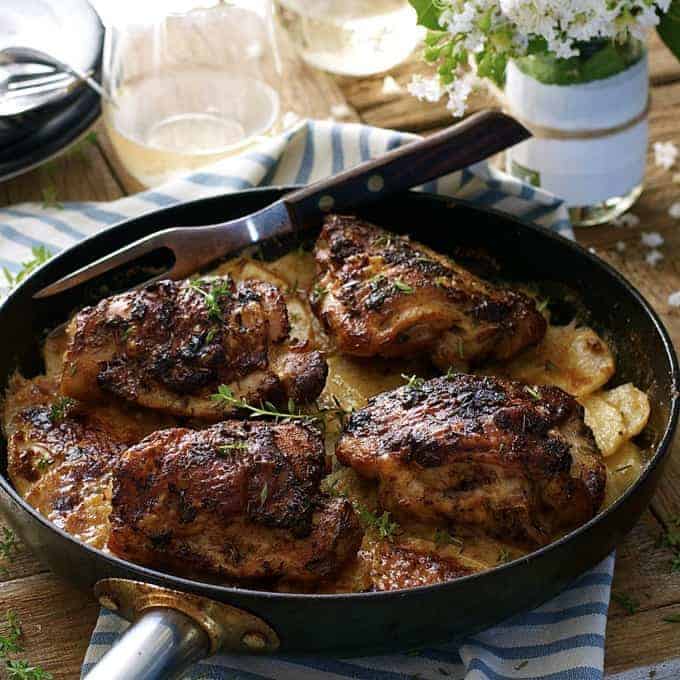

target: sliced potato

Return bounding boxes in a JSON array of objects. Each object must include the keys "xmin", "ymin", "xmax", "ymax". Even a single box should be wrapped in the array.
[
  {"xmin": 601, "ymin": 383, "xmax": 650, "ymax": 439},
  {"xmin": 603, "ymin": 441, "xmax": 644, "ymax": 507},
  {"xmin": 581, "ymin": 392, "xmax": 627, "ymax": 456},
  {"xmin": 485, "ymin": 323, "xmax": 615, "ymax": 397}
]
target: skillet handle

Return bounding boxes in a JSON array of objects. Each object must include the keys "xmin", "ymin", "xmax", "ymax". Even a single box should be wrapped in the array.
[
  {"xmin": 84, "ymin": 607, "xmax": 210, "ymax": 680},
  {"xmin": 83, "ymin": 578, "xmax": 280, "ymax": 680}
]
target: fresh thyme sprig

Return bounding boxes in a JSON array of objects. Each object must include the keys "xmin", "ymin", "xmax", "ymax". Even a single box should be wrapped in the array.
[
  {"xmin": 217, "ymin": 442, "xmax": 249, "ymax": 455},
  {"xmin": 49, "ymin": 397, "xmax": 75, "ymax": 423},
  {"xmin": 35, "ymin": 456, "xmax": 53, "ymax": 472},
  {"xmin": 357, "ymin": 506, "xmax": 400, "ymax": 540},
  {"xmin": 537, "ymin": 298, "xmax": 550, "ymax": 313},
  {"xmin": 211, "ymin": 385, "xmax": 319, "ymax": 423},
  {"xmin": 310, "ymin": 283, "xmax": 328, "ymax": 304},
  {"xmin": 40, "ymin": 187, "xmax": 62, "ymax": 210},
  {"xmin": 612, "ymin": 592, "xmax": 639, "ymax": 615},
  {"xmin": 525, "ymin": 386, "xmax": 541, "ymax": 400},
  {"xmin": 497, "ymin": 547, "xmax": 512, "ymax": 564},
  {"xmin": 324, "ymin": 481, "xmax": 400, "ymax": 541},
  {"xmin": 2, "ymin": 247, "xmax": 52, "ymax": 289},
  {"xmin": 260, "ymin": 482, "xmax": 269, "ymax": 507},
  {"xmin": 433, "ymin": 528, "xmax": 464, "ymax": 549},
  {"xmin": 401, "ymin": 373, "xmax": 425, "ymax": 390},
  {"xmin": 658, "ymin": 515, "xmax": 680, "ymax": 573},
  {"xmin": 0, "ymin": 528, "xmax": 16, "ymax": 574},
  {"xmin": 0, "ymin": 611, "xmax": 52, "ymax": 679},
  {"xmin": 189, "ymin": 278, "xmax": 233, "ymax": 322},
  {"xmin": 393, "ymin": 279, "xmax": 414, "ymax": 294}
]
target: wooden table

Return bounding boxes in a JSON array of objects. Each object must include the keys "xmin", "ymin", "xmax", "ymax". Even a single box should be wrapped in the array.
[{"xmin": 1, "ymin": 33, "xmax": 680, "ymax": 680}]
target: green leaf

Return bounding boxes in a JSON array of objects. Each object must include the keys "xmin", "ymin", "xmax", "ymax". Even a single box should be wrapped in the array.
[
  {"xmin": 409, "ymin": 0, "xmax": 442, "ymax": 31},
  {"xmin": 514, "ymin": 39, "xmax": 642, "ymax": 86},
  {"xmin": 658, "ymin": 0, "xmax": 680, "ymax": 63}
]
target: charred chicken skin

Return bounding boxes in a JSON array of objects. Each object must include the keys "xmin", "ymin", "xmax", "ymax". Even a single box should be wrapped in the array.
[
  {"xmin": 61, "ymin": 277, "xmax": 328, "ymax": 419},
  {"xmin": 336, "ymin": 373, "xmax": 606, "ymax": 546},
  {"xmin": 108, "ymin": 421, "xmax": 362, "ymax": 584},
  {"xmin": 311, "ymin": 215, "xmax": 546, "ymax": 368},
  {"xmin": 2, "ymin": 374, "xmax": 172, "ymax": 548}
]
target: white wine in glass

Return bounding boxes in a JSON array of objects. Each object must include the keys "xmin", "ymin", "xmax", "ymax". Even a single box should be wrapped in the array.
[
  {"xmin": 275, "ymin": 0, "xmax": 420, "ymax": 76},
  {"xmin": 101, "ymin": 1, "xmax": 283, "ymax": 187}
]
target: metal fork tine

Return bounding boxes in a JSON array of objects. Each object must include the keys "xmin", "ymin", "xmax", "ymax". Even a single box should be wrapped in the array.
[
  {"xmin": 8, "ymin": 71, "xmax": 73, "ymax": 91},
  {"xmin": 33, "ymin": 230, "xmax": 176, "ymax": 299}
]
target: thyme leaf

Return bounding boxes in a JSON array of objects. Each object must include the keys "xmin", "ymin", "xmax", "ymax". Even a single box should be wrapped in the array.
[
  {"xmin": 393, "ymin": 279, "xmax": 413, "ymax": 294},
  {"xmin": 3, "ymin": 247, "xmax": 52, "ymax": 289},
  {"xmin": 497, "ymin": 547, "xmax": 511, "ymax": 564},
  {"xmin": 211, "ymin": 385, "xmax": 319, "ymax": 423},
  {"xmin": 0, "ymin": 528, "xmax": 17, "ymax": 572},
  {"xmin": 358, "ymin": 507, "xmax": 400, "ymax": 540},
  {"xmin": 49, "ymin": 397, "xmax": 75, "ymax": 423},
  {"xmin": 525, "ymin": 386, "xmax": 541, "ymax": 400},
  {"xmin": 401, "ymin": 373, "xmax": 425, "ymax": 390},
  {"xmin": 612, "ymin": 592, "xmax": 639, "ymax": 615},
  {"xmin": 189, "ymin": 278, "xmax": 233, "ymax": 322}
]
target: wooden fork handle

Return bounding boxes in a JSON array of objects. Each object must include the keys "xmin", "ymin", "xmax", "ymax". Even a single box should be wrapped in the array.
[{"xmin": 282, "ymin": 110, "xmax": 531, "ymax": 228}]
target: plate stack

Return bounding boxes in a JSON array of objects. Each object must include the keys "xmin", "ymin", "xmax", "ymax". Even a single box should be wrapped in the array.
[{"xmin": 0, "ymin": 0, "xmax": 103, "ymax": 181}]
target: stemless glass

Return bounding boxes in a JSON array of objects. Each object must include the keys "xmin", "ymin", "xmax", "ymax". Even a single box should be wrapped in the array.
[
  {"xmin": 100, "ymin": 0, "xmax": 285, "ymax": 187},
  {"xmin": 274, "ymin": 0, "xmax": 420, "ymax": 76}
]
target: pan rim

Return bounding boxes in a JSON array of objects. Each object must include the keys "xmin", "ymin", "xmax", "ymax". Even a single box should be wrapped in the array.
[{"xmin": 1, "ymin": 185, "xmax": 678, "ymax": 603}]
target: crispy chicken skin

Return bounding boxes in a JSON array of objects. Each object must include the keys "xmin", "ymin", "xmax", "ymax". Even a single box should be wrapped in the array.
[
  {"xmin": 108, "ymin": 421, "xmax": 362, "ymax": 584},
  {"xmin": 362, "ymin": 537, "xmax": 475, "ymax": 591},
  {"xmin": 2, "ymin": 374, "xmax": 172, "ymax": 548},
  {"xmin": 60, "ymin": 277, "xmax": 328, "ymax": 419},
  {"xmin": 311, "ymin": 215, "xmax": 546, "ymax": 367},
  {"xmin": 336, "ymin": 373, "xmax": 606, "ymax": 546}
]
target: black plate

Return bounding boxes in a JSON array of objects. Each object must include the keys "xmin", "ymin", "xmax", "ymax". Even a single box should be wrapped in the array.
[
  {"xmin": 0, "ymin": 87, "xmax": 101, "ymax": 180},
  {"xmin": 0, "ymin": 188, "xmax": 677, "ymax": 654},
  {"xmin": 0, "ymin": 0, "xmax": 103, "ymax": 176}
]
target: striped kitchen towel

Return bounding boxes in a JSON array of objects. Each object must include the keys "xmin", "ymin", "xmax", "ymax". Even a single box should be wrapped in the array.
[{"xmin": 0, "ymin": 119, "xmax": 609, "ymax": 679}]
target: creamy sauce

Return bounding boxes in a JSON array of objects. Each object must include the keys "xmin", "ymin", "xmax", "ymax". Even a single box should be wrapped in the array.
[{"xmin": 5, "ymin": 249, "xmax": 648, "ymax": 591}]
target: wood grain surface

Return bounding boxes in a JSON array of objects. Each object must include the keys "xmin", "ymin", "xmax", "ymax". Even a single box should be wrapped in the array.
[{"xmin": 0, "ymin": 31, "xmax": 679, "ymax": 680}]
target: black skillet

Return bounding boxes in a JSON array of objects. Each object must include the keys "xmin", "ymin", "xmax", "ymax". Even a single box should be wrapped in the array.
[{"xmin": 0, "ymin": 147, "xmax": 678, "ymax": 678}]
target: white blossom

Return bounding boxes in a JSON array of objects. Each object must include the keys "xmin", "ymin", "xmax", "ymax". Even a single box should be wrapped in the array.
[
  {"xmin": 381, "ymin": 76, "xmax": 403, "ymax": 96},
  {"xmin": 612, "ymin": 212, "xmax": 640, "ymax": 227},
  {"xmin": 654, "ymin": 141, "xmax": 679, "ymax": 170},
  {"xmin": 407, "ymin": 75, "xmax": 443, "ymax": 103},
  {"xmin": 446, "ymin": 78, "xmax": 474, "ymax": 117},
  {"xmin": 414, "ymin": 0, "xmax": 672, "ymax": 116},
  {"xmin": 645, "ymin": 249, "xmax": 664, "ymax": 266},
  {"xmin": 640, "ymin": 231, "xmax": 664, "ymax": 248},
  {"xmin": 330, "ymin": 103, "xmax": 353, "ymax": 120},
  {"xmin": 669, "ymin": 202, "xmax": 680, "ymax": 219}
]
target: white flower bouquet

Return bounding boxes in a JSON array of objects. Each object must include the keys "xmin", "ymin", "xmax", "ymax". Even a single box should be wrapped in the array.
[
  {"xmin": 407, "ymin": 0, "xmax": 680, "ymax": 225},
  {"xmin": 408, "ymin": 0, "xmax": 675, "ymax": 114}
]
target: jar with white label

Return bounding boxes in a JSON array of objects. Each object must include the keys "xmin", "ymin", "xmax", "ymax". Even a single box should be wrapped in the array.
[{"xmin": 504, "ymin": 40, "xmax": 648, "ymax": 227}]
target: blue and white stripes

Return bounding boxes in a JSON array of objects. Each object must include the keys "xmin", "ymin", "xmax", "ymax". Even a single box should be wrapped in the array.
[
  {"xmin": 0, "ymin": 118, "xmax": 608, "ymax": 678},
  {"xmin": 81, "ymin": 555, "xmax": 613, "ymax": 680},
  {"xmin": 0, "ymin": 119, "xmax": 573, "ymax": 292}
]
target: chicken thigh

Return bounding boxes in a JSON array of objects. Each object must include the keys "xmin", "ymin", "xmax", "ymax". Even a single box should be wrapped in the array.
[
  {"xmin": 311, "ymin": 215, "xmax": 546, "ymax": 368},
  {"xmin": 335, "ymin": 373, "xmax": 606, "ymax": 546},
  {"xmin": 61, "ymin": 277, "xmax": 327, "ymax": 419},
  {"xmin": 109, "ymin": 420, "xmax": 362, "ymax": 584}
]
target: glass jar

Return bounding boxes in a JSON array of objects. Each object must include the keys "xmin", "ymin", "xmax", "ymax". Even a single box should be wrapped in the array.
[
  {"xmin": 99, "ymin": 0, "xmax": 288, "ymax": 187},
  {"xmin": 504, "ymin": 40, "xmax": 647, "ymax": 227},
  {"xmin": 274, "ymin": 0, "xmax": 421, "ymax": 76}
]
